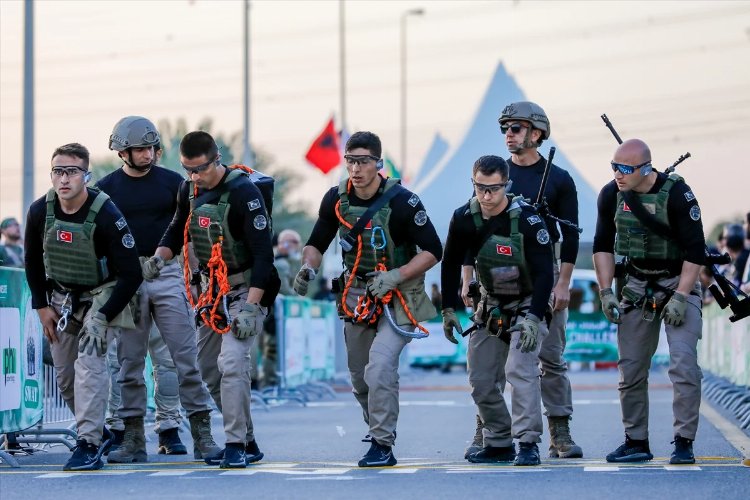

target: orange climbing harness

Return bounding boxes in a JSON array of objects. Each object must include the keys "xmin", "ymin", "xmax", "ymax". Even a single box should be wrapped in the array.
[
  {"xmin": 182, "ymin": 164, "xmax": 256, "ymax": 334},
  {"xmin": 334, "ymin": 179, "xmax": 428, "ymax": 336}
]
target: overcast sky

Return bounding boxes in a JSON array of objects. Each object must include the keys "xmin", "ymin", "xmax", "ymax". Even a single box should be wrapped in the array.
[{"xmin": 1, "ymin": 0, "xmax": 748, "ymax": 234}]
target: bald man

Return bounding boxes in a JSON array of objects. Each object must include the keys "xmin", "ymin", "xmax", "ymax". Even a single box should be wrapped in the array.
[{"xmin": 592, "ymin": 139, "xmax": 705, "ymax": 465}]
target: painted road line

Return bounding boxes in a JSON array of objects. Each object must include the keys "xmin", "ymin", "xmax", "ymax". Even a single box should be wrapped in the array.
[
  {"xmin": 379, "ymin": 468, "xmax": 419, "ymax": 474},
  {"xmin": 148, "ymin": 471, "xmax": 193, "ymax": 476},
  {"xmin": 700, "ymin": 397, "xmax": 750, "ymax": 459},
  {"xmin": 663, "ymin": 466, "xmax": 701, "ymax": 471},
  {"xmin": 220, "ymin": 470, "xmax": 259, "ymax": 476},
  {"xmin": 584, "ymin": 466, "xmax": 619, "ymax": 472},
  {"xmin": 37, "ymin": 473, "xmax": 77, "ymax": 478}
]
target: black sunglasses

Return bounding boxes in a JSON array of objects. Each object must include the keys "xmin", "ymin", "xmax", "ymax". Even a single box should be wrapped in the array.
[{"xmin": 500, "ymin": 123, "xmax": 529, "ymax": 135}]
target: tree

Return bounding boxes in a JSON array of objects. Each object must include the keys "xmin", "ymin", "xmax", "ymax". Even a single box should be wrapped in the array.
[{"xmin": 90, "ymin": 118, "xmax": 315, "ymax": 239}]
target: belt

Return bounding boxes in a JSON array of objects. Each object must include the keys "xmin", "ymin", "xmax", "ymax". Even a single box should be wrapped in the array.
[
  {"xmin": 625, "ymin": 263, "xmax": 680, "ymax": 281},
  {"xmin": 227, "ymin": 272, "xmax": 247, "ymax": 288}
]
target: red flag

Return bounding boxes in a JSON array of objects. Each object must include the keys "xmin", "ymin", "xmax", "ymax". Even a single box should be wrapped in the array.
[
  {"xmin": 305, "ymin": 117, "xmax": 341, "ymax": 174},
  {"xmin": 57, "ymin": 230, "xmax": 73, "ymax": 243},
  {"xmin": 198, "ymin": 216, "xmax": 211, "ymax": 228},
  {"xmin": 496, "ymin": 244, "xmax": 512, "ymax": 256}
]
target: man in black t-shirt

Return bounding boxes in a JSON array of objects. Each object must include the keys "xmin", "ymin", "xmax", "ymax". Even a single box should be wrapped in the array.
[
  {"xmin": 593, "ymin": 138, "xmax": 705, "ymax": 465},
  {"xmin": 25, "ymin": 143, "xmax": 142, "ymax": 471},
  {"xmin": 294, "ymin": 131, "xmax": 442, "ymax": 468},
  {"xmin": 98, "ymin": 117, "xmax": 219, "ymax": 463}
]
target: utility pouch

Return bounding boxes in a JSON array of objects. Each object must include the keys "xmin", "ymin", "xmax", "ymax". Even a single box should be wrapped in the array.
[
  {"xmin": 392, "ymin": 277, "xmax": 436, "ymax": 325},
  {"xmin": 90, "ymin": 282, "xmax": 136, "ymax": 330},
  {"xmin": 641, "ymin": 288, "xmax": 657, "ymax": 322},
  {"xmin": 490, "ymin": 266, "xmax": 521, "ymax": 295}
]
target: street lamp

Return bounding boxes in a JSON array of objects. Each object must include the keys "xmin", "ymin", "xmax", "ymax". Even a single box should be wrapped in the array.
[{"xmin": 400, "ymin": 7, "xmax": 424, "ymax": 178}]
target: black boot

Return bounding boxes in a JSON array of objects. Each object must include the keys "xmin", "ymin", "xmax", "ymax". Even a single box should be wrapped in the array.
[
  {"xmin": 464, "ymin": 415, "xmax": 484, "ymax": 460},
  {"xmin": 64, "ymin": 440, "xmax": 104, "ymax": 471},
  {"xmin": 220, "ymin": 443, "xmax": 247, "ymax": 469},
  {"xmin": 670, "ymin": 435, "xmax": 695, "ymax": 465},
  {"xmin": 245, "ymin": 439, "xmax": 264, "ymax": 464},
  {"xmin": 606, "ymin": 435, "xmax": 653, "ymax": 463},
  {"xmin": 468, "ymin": 444, "xmax": 516, "ymax": 463},
  {"xmin": 158, "ymin": 428, "xmax": 188, "ymax": 455},
  {"xmin": 358, "ymin": 439, "xmax": 397, "ymax": 467},
  {"xmin": 514, "ymin": 442, "xmax": 541, "ymax": 466},
  {"xmin": 105, "ymin": 429, "xmax": 125, "ymax": 456}
]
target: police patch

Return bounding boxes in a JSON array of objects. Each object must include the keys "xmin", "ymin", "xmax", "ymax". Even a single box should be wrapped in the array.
[
  {"xmin": 115, "ymin": 217, "xmax": 127, "ymax": 230},
  {"xmin": 527, "ymin": 215, "xmax": 542, "ymax": 225},
  {"xmin": 689, "ymin": 204, "xmax": 701, "ymax": 221},
  {"xmin": 253, "ymin": 214, "xmax": 267, "ymax": 230},
  {"xmin": 122, "ymin": 233, "xmax": 135, "ymax": 249},
  {"xmin": 684, "ymin": 191, "xmax": 695, "ymax": 202},
  {"xmin": 536, "ymin": 229, "xmax": 550, "ymax": 245},
  {"xmin": 414, "ymin": 210, "xmax": 428, "ymax": 226},
  {"xmin": 247, "ymin": 198, "xmax": 261, "ymax": 211},
  {"xmin": 408, "ymin": 194, "xmax": 420, "ymax": 207}
]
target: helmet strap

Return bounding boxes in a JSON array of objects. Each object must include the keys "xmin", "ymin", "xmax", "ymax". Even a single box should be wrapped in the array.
[{"xmin": 122, "ymin": 150, "xmax": 153, "ymax": 172}]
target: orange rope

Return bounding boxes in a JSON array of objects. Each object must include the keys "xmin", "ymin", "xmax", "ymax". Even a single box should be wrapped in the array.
[
  {"xmin": 182, "ymin": 164, "xmax": 255, "ymax": 334},
  {"xmin": 334, "ymin": 180, "xmax": 428, "ymax": 334}
]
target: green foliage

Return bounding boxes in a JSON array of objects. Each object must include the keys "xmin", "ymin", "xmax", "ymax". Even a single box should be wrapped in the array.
[{"xmin": 90, "ymin": 117, "xmax": 315, "ymax": 240}]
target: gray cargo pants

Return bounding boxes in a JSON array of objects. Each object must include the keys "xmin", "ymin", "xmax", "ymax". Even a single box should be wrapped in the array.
[
  {"xmin": 116, "ymin": 260, "xmax": 213, "ymax": 420},
  {"xmin": 48, "ymin": 290, "xmax": 117, "ymax": 446},
  {"xmin": 468, "ymin": 295, "xmax": 548, "ymax": 445},
  {"xmin": 343, "ymin": 287, "xmax": 412, "ymax": 448},
  {"xmin": 616, "ymin": 275, "xmax": 703, "ymax": 440},
  {"xmin": 196, "ymin": 286, "xmax": 261, "ymax": 444}
]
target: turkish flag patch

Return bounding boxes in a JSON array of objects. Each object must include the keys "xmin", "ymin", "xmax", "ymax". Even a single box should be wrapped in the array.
[
  {"xmin": 57, "ymin": 230, "xmax": 73, "ymax": 243},
  {"xmin": 355, "ymin": 217, "xmax": 372, "ymax": 230},
  {"xmin": 496, "ymin": 244, "xmax": 512, "ymax": 256},
  {"xmin": 198, "ymin": 216, "xmax": 211, "ymax": 228},
  {"xmin": 623, "ymin": 203, "xmax": 631, "ymax": 212}
]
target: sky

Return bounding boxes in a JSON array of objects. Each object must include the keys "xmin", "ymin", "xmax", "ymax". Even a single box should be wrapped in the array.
[{"xmin": 1, "ymin": 0, "xmax": 749, "ymax": 235}]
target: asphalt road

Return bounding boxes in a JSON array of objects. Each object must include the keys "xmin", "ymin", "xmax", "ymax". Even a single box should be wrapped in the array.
[{"xmin": 1, "ymin": 367, "xmax": 747, "ymax": 500}]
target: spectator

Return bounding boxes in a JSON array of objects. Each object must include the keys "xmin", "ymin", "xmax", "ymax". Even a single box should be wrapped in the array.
[
  {"xmin": 722, "ymin": 224, "xmax": 748, "ymax": 287},
  {"xmin": 0, "ymin": 217, "xmax": 24, "ymax": 268},
  {"xmin": 313, "ymin": 276, "xmax": 335, "ymax": 301}
]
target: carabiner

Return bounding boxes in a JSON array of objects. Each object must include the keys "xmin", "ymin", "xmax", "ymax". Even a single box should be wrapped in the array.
[
  {"xmin": 56, "ymin": 293, "xmax": 72, "ymax": 332},
  {"xmin": 383, "ymin": 306, "xmax": 428, "ymax": 339},
  {"xmin": 370, "ymin": 226, "xmax": 386, "ymax": 251}
]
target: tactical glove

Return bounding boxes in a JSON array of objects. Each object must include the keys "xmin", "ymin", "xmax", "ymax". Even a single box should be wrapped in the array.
[
  {"xmin": 441, "ymin": 308, "xmax": 462, "ymax": 345},
  {"xmin": 142, "ymin": 255, "xmax": 165, "ymax": 280},
  {"xmin": 232, "ymin": 303, "xmax": 266, "ymax": 340},
  {"xmin": 661, "ymin": 292, "xmax": 687, "ymax": 326},
  {"xmin": 509, "ymin": 313, "xmax": 541, "ymax": 353},
  {"xmin": 365, "ymin": 269, "xmax": 403, "ymax": 299},
  {"xmin": 79, "ymin": 311, "xmax": 108, "ymax": 356},
  {"xmin": 599, "ymin": 287, "xmax": 622, "ymax": 324},
  {"xmin": 293, "ymin": 264, "xmax": 317, "ymax": 297}
]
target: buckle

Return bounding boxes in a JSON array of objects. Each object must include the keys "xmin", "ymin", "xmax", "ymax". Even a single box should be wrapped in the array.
[{"xmin": 339, "ymin": 234, "xmax": 356, "ymax": 252}]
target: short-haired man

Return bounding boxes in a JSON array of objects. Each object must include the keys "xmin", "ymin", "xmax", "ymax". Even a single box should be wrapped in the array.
[
  {"xmin": 148, "ymin": 131, "xmax": 280, "ymax": 468},
  {"xmin": 24, "ymin": 143, "xmax": 142, "ymax": 470},
  {"xmin": 0, "ymin": 217, "xmax": 24, "ymax": 268},
  {"xmin": 294, "ymin": 131, "xmax": 442, "ymax": 467}
]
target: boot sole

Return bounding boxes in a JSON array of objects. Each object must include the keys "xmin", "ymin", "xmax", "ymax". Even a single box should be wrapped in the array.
[
  {"xmin": 464, "ymin": 445, "xmax": 482, "ymax": 460},
  {"xmin": 606, "ymin": 453, "xmax": 653, "ymax": 463},
  {"xmin": 669, "ymin": 457, "xmax": 695, "ymax": 465}
]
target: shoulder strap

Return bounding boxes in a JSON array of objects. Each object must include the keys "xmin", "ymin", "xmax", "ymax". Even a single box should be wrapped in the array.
[
  {"xmin": 191, "ymin": 168, "xmax": 247, "ymax": 211},
  {"xmin": 83, "ymin": 191, "xmax": 110, "ymax": 237},
  {"xmin": 44, "ymin": 189, "xmax": 56, "ymax": 235},
  {"xmin": 339, "ymin": 181, "xmax": 406, "ymax": 251}
]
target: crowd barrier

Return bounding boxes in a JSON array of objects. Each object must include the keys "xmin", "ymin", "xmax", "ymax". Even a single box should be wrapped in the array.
[{"xmin": 699, "ymin": 302, "xmax": 750, "ymax": 388}]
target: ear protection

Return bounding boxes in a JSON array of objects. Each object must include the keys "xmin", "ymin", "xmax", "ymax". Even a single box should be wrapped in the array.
[
  {"xmin": 84, "ymin": 171, "xmax": 92, "ymax": 183},
  {"xmin": 505, "ymin": 179, "xmax": 514, "ymax": 192},
  {"xmin": 376, "ymin": 158, "xmax": 384, "ymax": 170},
  {"xmin": 640, "ymin": 163, "xmax": 653, "ymax": 176}
]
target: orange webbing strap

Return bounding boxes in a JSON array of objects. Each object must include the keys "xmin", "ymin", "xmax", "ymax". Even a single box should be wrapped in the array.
[
  {"xmin": 333, "ymin": 180, "xmax": 427, "ymax": 334},
  {"xmin": 182, "ymin": 184, "xmax": 232, "ymax": 334}
]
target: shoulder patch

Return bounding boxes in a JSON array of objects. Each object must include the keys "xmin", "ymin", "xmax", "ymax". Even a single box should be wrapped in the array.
[
  {"xmin": 689, "ymin": 204, "xmax": 701, "ymax": 221},
  {"xmin": 527, "ymin": 215, "xmax": 542, "ymax": 225},
  {"xmin": 684, "ymin": 191, "xmax": 695, "ymax": 202},
  {"xmin": 247, "ymin": 198, "xmax": 261, "ymax": 211},
  {"xmin": 407, "ymin": 193, "xmax": 420, "ymax": 207},
  {"xmin": 536, "ymin": 229, "xmax": 550, "ymax": 245},
  {"xmin": 253, "ymin": 214, "xmax": 267, "ymax": 230},
  {"xmin": 414, "ymin": 210, "xmax": 428, "ymax": 227},
  {"xmin": 122, "ymin": 233, "xmax": 136, "ymax": 249},
  {"xmin": 115, "ymin": 217, "xmax": 127, "ymax": 230}
]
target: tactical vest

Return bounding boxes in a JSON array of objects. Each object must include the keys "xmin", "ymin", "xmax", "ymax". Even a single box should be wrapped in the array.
[
  {"xmin": 43, "ymin": 189, "xmax": 110, "ymax": 287},
  {"xmin": 471, "ymin": 195, "xmax": 533, "ymax": 297},
  {"xmin": 337, "ymin": 178, "xmax": 415, "ymax": 274},
  {"xmin": 189, "ymin": 168, "xmax": 252, "ymax": 270},
  {"xmin": 614, "ymin": 174, "xmax": 683, "ymax": 260}
]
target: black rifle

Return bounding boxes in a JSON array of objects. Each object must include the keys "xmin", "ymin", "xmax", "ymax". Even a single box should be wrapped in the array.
[
  {"xmin": 600, "ymin": 114, "xmax": 749, "ymax": 322},
  {"xmin": 461, "ymin": 281, "xmax": 482, "ymax": 338},
  {"xmin": 534, "ymin": 146, "xmax": 582, "ymax": 234}
]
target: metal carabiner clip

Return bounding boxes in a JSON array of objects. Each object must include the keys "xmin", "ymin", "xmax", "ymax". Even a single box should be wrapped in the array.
[
  {"xmin": 383, "ymin": 305, "xmax": 428, "ymax": 339},
  {"xmin": 370, "ymin": 226, "xmax": 387, "ymax": 251},
  {"xmin": 56, "ymin": 293, "xmax": 72, "ymax": 332}
]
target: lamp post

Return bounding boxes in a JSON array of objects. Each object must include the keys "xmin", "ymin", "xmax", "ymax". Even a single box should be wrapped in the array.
[
  {"xmin": 242, "ymin": 0, "xmax": 253, "ymax": 166},
  {"xmin": 400, "ymin": 8, "xmax": 423, "ymax": 177}
]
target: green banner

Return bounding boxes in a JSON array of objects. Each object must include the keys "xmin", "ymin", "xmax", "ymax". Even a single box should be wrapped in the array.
[
  {"xmin": 564, "ymin": 311, "xmax": 619, "ymax": 362},
  {"xmin": 0, "ymin": 267, "xmax": 44, "ymax": 432}
]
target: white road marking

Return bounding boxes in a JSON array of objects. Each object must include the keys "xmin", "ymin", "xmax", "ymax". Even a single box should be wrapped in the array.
[
  {"xmin": 663, "ymin": 466, "xmax": 701, "ymax": 471},
  {"xmin": 584, "ymin": 466, "xmax": 619, "ymax": 472},
  {"xmin": 379, "ymin": 468, "xmax": 418, "ymax": 474},
  {"xmin": 148, "ymin": 471, "xmax": 192, "ymax": 476}
]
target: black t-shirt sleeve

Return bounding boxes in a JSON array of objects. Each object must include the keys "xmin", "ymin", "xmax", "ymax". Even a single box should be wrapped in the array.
[
  {"xmin": 519, "ymin": 207, "xmax": 554, "ymax": 319},
  {"xmin": 667, "ymin": 180, "xmax": 706, "ymax": 265},
  {"xmin": 94, "ymin": 201, "xmax": 143, "ymax": 321},
  {"xmin": 158, "ymin": 180, "xmax": 191, "ymax": 255},
  {"xmin": 24, "ymin": 197, "xmax": 50, "ymax": 309},
  {"xmin": 440, "ymin": 206, "xmax": 472, "ymax": 310},
  {"xmin": 389, "ymin": 190, "xmax": 443, "ymax": 261},
  {"xmin": 592, "ymin": 181, "xmax": 618, "ymax": 254},
  {"xmin": 305, "ymin": 187, "xmax": 340, "ymax": 255},
  {"xmin": 227, "ymin": 180, "xmax": 275, "ymax": 289},
  {"xmin": 554, "ymin": 170, "xmax": 580, "ymax": 263}
]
